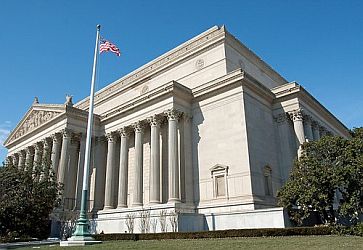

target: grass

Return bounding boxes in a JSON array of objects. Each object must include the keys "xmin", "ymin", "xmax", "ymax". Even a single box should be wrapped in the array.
[{"xmin": 21, "ymin": 236, "xmax": 363, "ymax": 250}]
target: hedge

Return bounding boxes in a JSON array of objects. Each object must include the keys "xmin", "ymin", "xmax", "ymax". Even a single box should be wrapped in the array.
[{"xmin": 93, "ymin": 227, "xmax": 334, "ymax": 241}]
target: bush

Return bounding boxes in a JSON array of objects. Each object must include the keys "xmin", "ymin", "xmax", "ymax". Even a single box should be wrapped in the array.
[
  {"xmin": 93, "ymin": 227, "xmax": 334, "ymax": 241},
  {"xmin": 333, "ymin": 223, "xmax": 363, "ymax": 236}
]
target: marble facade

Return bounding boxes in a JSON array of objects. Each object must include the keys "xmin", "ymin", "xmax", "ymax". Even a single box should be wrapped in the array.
[{"xmin": 4, "ymin": 26, "xmax": 350, "ymax": 233}]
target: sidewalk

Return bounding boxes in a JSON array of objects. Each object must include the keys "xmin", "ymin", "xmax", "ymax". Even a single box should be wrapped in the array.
[{"xmin": 0, "ymin": 239, "xmax": 59, "ymax": 249}]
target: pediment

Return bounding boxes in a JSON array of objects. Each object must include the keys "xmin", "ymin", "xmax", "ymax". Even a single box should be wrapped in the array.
[
  {"xmin": 4, "ymin": 105, "xmax": 65, "ymax": 146},
  {"xmin": 210, "ymin": 164, "xmax": 229, "ymax": 172}
]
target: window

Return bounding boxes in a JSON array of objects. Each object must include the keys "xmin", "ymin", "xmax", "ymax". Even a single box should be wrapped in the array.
[
  {"xmin": 263, "ymin": 166, "xmax": 273, "ymax": 196},
  {"xmin": 210, "ymin": 164, "xmax": 229, "ymax": 198}
]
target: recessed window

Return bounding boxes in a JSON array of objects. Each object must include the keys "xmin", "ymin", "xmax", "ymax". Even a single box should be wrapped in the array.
[
  {"xmin": 210, "ymin": 164, "xmax": 229, "ymax": 198},
  {"xmin": 264, "ymin": 166, "xmax": 273, "ymax": 196}
]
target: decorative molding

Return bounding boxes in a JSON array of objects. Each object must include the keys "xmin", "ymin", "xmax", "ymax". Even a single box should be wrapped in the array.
[{"xmin": 195, "ymin": 58, "xmax": 205, "ymax": 70}]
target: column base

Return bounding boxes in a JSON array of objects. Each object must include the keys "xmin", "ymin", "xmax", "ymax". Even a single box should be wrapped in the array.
[
  {"xmin": 132, "ymin": 202, "xmax": 143, "ymax": 207},
  {"xmin": 149, "ymin": 201, "xmax": 161, "ymax": 205},
  {"xmin": 168, "ymin": 198, "xmax": 181, "ymax": 204},
  {"xmin": 117, "ymin": 204, "xmax": 127, "ymax": 209},
  {"xmin": 103, "ymin": 206, "xmax": 114, "ymax": 210}
]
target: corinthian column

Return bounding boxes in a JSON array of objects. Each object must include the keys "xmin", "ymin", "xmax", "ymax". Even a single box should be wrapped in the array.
[
  {"xmin": 51, "ymin": 133, "xmax": 62, "ymax": 177},
  {"xmin": 147, "ymin": 115, "xmax": 163, "ymax": 205},
  {"xmin": 132, "ymin": 121, "xmax": 146, "ymax": 206},
  {"xmin": 165, "ymin": 108, "xmax": 182, "ymax": 203},
  {"xmin": 303, "ymin": 115, "xmax": 314, "ymax": 141},
  {"xmin": 312, "ymin": 121, "xmax": 320, "ymax": 141},
  {"xmin": 58, "ymin": 129, "xmax": 72, "ymax": 185},
  {"xmin": 12, "ymin": 154, "xmax": 19, "ymax": 169},
  {"xmin": 104, "ymin": 132, "xmax": 118, "ymax": 209},
  {"xmin": 25, "ymin": 146, "xmax": 34, "ymax": 172},
  {"xmin": 18, "ymin": 150, "xmax": 26, "ymax": 170},
  {"xmin": 117, "ymin": 127, "xmax": 132, "ymax": 208},
  {"xmin": 41, "ymin": 138, "xmax": 52, "ymax": 179}
]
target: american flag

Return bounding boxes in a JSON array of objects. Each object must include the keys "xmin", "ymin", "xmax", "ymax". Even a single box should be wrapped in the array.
[{"xmin": 99, "ymin": 38, "xmax": 121, "ymax": 56}]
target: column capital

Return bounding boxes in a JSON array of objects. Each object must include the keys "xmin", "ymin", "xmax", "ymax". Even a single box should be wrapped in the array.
[
  {"xmin": 42, "ymin": 137, "xmax": 53, "ymax": 147},
  {"xmin": 95, "ymin": 135, "xmax": 107, "ymax": 143},
  {"xmin": 19, "ymin": 149, "xmax": 26, "ymax": 157},
  {"xmin": 51, "ymin": 133, "xmax": 62, "ymax": 143},
  {"xmin": 106, "ymin": 131, "xmax": 118, "ymax": 142},
  {"xmin": 164, "ymin": 108, "xmax": 183, "ymax": 121},
  {"xmin": 61, "ymin": 128, "xmax": 73, "ymax": 139},
  {"xmin": 117, "ymin": 127, "xmax": 133, "ymax": 137},
  {"xmin": 33, "ymin": 141, "xmax": 43, "ymax": 151},
  {"xmin": 71, "ymin": 132, "xmax": 81, "ymax": 144},
  {"xmin": 303, "ymin": 114, "xmax": 313, "ymax": 124},
  {"xmin": 132, "ymin": 121, "xmax": 147, "ymax": 133},
  {"xmin": 274, "ymin": 113, "xmax": 289, "ymax": 124},
  {"xmin": 311, "ymin": 120, "xmax": 319, "ymax": 128},
  {"xmin": 319, "ymin": 126, "xmax": 327, "ymax": 133},
  {"xmin": 147, "ymin": 114, "xmax": 164, "ymax": 127},
  {"xmin": 26, "ymin": 146, "xmax": 35, "ymax": 154},
  {"xmin": 289, "ymin": 109, "xmax": 304, "ymax": 122}
]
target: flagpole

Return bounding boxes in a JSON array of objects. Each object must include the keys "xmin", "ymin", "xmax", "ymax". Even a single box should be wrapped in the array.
[{"xmin": 67, "ymin": 24, "xmax": 101, "ymax": 243}]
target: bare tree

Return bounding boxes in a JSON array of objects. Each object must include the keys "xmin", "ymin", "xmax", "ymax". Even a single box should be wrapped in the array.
[
  {"xmin": 57, "ymin": 210, "xmax": 79, "ymax": 240},
  {"xmin": 150, "ymin": 218, "xmax": 158, "ymax": 233},
  {"xmin": 159, "ymin": 210, "xmax": 168, "ymax": 232},
  {"xmin": 125, "ymin": 213, "xmax": 135, "ymax": 233},
  {"xmin": 139, "ymin": 210, "xmax": 150, "ymax": 233},
  {"xmin": 169, "ymin": 211, "xmax": 179, "ymax": 232}
]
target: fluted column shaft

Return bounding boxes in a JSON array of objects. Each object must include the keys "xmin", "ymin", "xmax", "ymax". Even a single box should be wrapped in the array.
[
  {"xmin": 18, "ymin": 150, "xmax": 26, "ymax": 170},
  {"xmin": 104, "ymin": 132, "xmax": 118, "ymax": 209},
  {"xmin": 12, "ymin": 154, "xmax": 19, "ymax": 168},
  {"xmin": 25, "ymin": 146, "xmax": 34, "ymax": 171},
  {"xmin": 133, "ymin": 122, "xmax": 145, "ymax": 206},
  {"xmin": 51, "ymin": 133, "xmax": 62, "ymax": 177},
  {"xmin": 58, "ymin": 129, "xmax": 72, "ymax": 185},
  {"xmin": 66, "ymin": 134, "xmax": 80, "ymax": 203},
  {"xmin": 165, "ymin": 109, "xmax": 182, "ymax": 203},
  {"xmin": 290, "ymin": 109, "xmax": 305, "ymax": 146},
  {"xmin": 117, "ymin": 128, "xmax": 131, "ymax": 208},
  {"xmin": 41, "ymin": 138, "xmax": 52, "ymax": 179},
  {"xmin": 148, "ymin": 115, "xmax": 163, "ymax": 204},
  {"xmin": 303, "ymin": 115, "xmax": 314, "ymax": 141},
  {"xmin": 312, "ymin": 121, "xmax": 320, "ymax": 141}
]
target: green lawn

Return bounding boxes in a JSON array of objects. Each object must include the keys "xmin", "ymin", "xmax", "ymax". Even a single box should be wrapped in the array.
[{"xmin": 22, "ymin": 236, "xmax": 363, "ymax": 250}]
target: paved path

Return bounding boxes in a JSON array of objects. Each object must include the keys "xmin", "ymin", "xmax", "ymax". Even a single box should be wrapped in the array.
[{"xmin": 0, "ymin": 239, "xmax": 59, "ymax": 249}]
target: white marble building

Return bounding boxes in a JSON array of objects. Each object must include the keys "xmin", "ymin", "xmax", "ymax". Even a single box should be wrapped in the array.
[{"xmin": 3, "ymin": 26, "xmax": 350, "ymax": 233}]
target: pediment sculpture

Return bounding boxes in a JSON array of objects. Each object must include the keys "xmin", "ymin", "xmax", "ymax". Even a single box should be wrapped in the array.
[{"xmin": 9, "ymin": 110, "xmax": 62, "ymax": 143}]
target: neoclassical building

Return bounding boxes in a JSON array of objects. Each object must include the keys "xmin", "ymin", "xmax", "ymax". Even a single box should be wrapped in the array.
[{"xmin": 4, "ymin": 26, "xmax": 350, "ymax": 233}]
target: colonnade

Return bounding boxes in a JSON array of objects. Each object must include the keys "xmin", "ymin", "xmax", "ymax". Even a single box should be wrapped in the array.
[
  {"xmin": 103, "ymin": 108, "xmax": 188, "ymax": 209},
  {"xmin": 288, "ymin": 108, "xmax": 332, "ymax": 152},
  {"xmin": 5, "ymin": 108, "xmax": 191, "ymax": 211},
  {"xmin": 6, "ymin": 129, "xmax": 86, "ymax": 210}
]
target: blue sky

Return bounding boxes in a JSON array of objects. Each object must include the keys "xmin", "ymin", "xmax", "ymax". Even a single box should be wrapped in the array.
[{"xmin": 0, "ymin": 0, "xmax": 362, "ymax": 161}]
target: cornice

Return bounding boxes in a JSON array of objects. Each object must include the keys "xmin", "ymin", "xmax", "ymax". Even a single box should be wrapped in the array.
[
  {"xmin": 100, "ymin": 80, "xmax": 193, "ymax": 122},
  {"xmin": 273, "ymin": 82, "xmax": 350, "ymax": 136},
  {"xmin": 192, "ymin": 69, "xmax": 245, "ymax": 100},
  {"xmin": 74, "ymin": 25, "xmax": 226, "ymax": 110},
  {"xmin": 4, "ymin": 104, "xmax": 101, "ymax": 148},
  {"xmin": 224, "ymin": 30, "xmax": 288, "ymax": 85}
]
